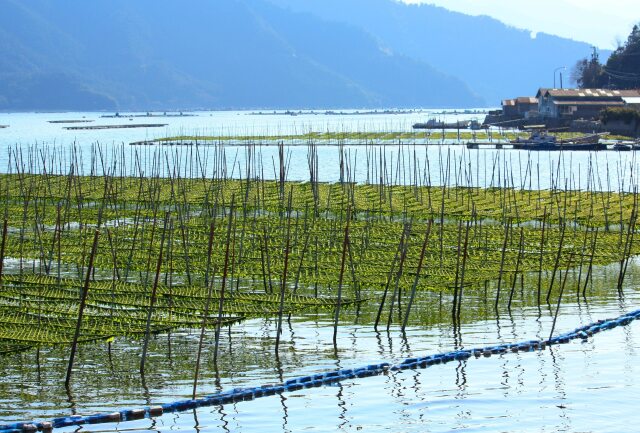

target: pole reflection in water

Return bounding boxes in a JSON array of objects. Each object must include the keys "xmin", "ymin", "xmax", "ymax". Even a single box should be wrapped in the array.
[{"xmin": 2, "ymin": 287, "xmax": 640, "ymax": 431}]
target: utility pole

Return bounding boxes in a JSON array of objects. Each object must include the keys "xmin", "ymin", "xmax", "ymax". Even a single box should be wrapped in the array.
[{"xmin": 553, "ymin": 66, "xmax": 566, "ymax": 88}]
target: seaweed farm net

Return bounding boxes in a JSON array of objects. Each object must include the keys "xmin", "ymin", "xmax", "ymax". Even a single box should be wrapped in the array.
[
  {"xmin": 0, "ymin": 142, "xmax": 639, "ymax": 431},
  {"xmin": 0, "ymin": 165, "xmax": 637, "ymax": 354}
]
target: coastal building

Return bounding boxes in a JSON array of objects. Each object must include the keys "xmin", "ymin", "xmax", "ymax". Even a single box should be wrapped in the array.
[
  {"xmin": 501, "ymin": 97, "xmax": 538, "ymax": 118},
  {"xmin": 536, "ymin": 88, "xmax": 640, "ymax": 120},
  {"xmin": 623, "ymin": 95, "xmax": 640, "ymax": 111}
]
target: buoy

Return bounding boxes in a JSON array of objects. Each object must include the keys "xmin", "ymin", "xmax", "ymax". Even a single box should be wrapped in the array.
[
  {"xmin": 282, "ymin": 383, "xmax": 300, "ymax": 392},
  {"xmin": 122, "ymin": 409, "xmax": 146, "ymax": 420},
  {"xmin": 209, "ymin": 395, "xmax": 225, "ymax": 405},
  {"xmin": 52, "ymin": 415, "xmax": 85, "ymax": 428},
  {"xmin": 339, "ymin": 369, "xmax": 356, "ymax": 379},
  {"xmin": 454, "ymin": 351, "xmax": 471, "ymax": 361},
  {"xmin": 148, "ymin": 407, "xmax": 163, "ymax": 417}
]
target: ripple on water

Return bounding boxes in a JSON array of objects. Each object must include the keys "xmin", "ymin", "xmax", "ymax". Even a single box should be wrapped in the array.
[{"xmin": 3, "ymin": 291, "xmax": 640, "ymax": 432}]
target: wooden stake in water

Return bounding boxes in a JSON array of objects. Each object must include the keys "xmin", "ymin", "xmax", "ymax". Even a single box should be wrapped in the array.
[
  {"xmin": 546, "ymin": 223, "xmax": 566, "ymax": 304},
  {"xmin": 214, "ymin": 196, "xmax": 235, "ymax": 362},
  {"xmin": 549, "ymin": 254, "xmax": 574, "ymax": 340},
  {"xmin": 582, "ymin": 227, "xmax": 599, "ymax": 298},
  {"xmin": 495, "ymin": 220, "xmax": 511, "ymax": 311},
  {"xmin": 333, "ymin": 208, "xmax": 351, "ymax": 344},
  {"xmin": 0, "ymin": 219, "xmax": 7, "ymax": 285},
  {"xmin": 374, "ymin": 225, "xmax": 407, "ymax": 330},
  {"xmin": 140, "ymin": 213, "xmax": 169, "ymax": 375},
  {"xmin": 456, "ymin": 218, "xmax": 471, "ymax": 321},
  {"xmin": 402, "ymin": 219, "xmax": 432, "ymax": 332},
  {"xmin": 508, "ymin": 228, "xmax": 525, "ymax": 312},
  {"xmin": 452, "ymin": 220, "xmax": 464, "ymax": 322},
  {"xmin": 617, "ymin": 210, "xmax": 636, "ymax": 295},
  {"xmin": 386, "ymin": 221, "xmax": 411, "ymax": 330},
  {"xmin": 537, "ymin": 208, "xmax": 547, "ymax": 305},
  {"xmin": 192, "ymin": 220, "xmax": 218, "ymax": 397},
  {"xmin": 276, "ymin": 190, "xmax": 293, "ymax": 353},
  {"xmin": 65, "ymin": 229, "xmax": 99, "ymax": 388}
]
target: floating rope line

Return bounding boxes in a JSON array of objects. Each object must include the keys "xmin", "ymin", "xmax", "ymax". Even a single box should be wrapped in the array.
[{"xmin": 2, "ymin": 307, "xmax": 640, "ymax": 433}]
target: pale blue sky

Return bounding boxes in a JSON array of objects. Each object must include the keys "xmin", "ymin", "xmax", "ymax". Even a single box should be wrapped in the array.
[{"xmin": 402, "ymin": 0, "xmax": 639, "ymax": 49}]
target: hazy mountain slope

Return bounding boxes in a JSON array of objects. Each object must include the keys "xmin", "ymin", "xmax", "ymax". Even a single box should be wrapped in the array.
[
  {"xmin": 267, "ymin": 0, "xmax": 603, "ymax": 104},
  {"xmin": 0, "ymin": 0, "xmax": 482, "ymax": 110}
]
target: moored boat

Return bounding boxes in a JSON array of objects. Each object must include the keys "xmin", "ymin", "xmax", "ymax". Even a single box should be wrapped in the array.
[
  {"xmin": 511, "ymin": 130, "xmax": 557, "ymax": 150},
  {"xmin": 613, "ymin": 142, "xmax": 632, "ymax": 151},
  {"xmin": 511, "ymin": 131, "xmax": 606, "ymax": 151}
]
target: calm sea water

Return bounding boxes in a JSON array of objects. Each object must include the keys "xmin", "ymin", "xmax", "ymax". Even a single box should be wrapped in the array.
[
  {"xmin": 2, "ymin": 287, "xmax": 639, "ymax": 433},
  {"xmin": 0, "ymin": 110, "xmax": 449, "ymax": 147},
  {"xmin": 1, "ymin": 110, "xmax": 640, "ymax": 432},
  {"xmin": 0, "ymin": 110, "xmax": 637, "ymax": 191},
  {"xmin": 0, "ymin": 257, "xmax": 638, "ymax": 432}
]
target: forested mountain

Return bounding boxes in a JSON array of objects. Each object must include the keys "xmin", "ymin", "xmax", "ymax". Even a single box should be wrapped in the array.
[
  {"xmin": 267, "ymin": 0, "xmax": 606, "ymax": 104},
  {"xmin": 0, "ymin": 0, "xmax": 600, "ymax": 111}
]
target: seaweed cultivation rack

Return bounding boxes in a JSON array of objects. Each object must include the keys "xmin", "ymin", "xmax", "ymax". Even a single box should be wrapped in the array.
[
  {"xmin": 0, "ymin": 142, "xmax": 639, "ymax": 428},
  {"xmin": 0, "ymin": 143, "xmax": 638, "ymax": 347}
]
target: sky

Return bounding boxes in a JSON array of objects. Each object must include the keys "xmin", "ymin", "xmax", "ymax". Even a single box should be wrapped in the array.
[{"xmin": 402, "ymin": 0, "xmax": 639, "ymax": 49}]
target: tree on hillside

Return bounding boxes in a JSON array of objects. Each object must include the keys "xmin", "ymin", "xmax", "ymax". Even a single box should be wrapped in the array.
[
  {"xmin": 571, "ymin": 47, "xmax": 605, "ymax": 88},
  {"xmin": 573, "ymin": 23, "xmax": 640, "ymax": 89},
  {"xmin": 604, "ymin": 24, "xmax": 640, "ymax": 88}
]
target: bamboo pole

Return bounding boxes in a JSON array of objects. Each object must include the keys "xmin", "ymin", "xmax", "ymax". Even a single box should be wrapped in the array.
[
  {"xmin": 333, "ymin": 208, "xmax": 351, "ymax": 344},
  {"xmin": 65, "ymin": 229, "xmax": 100, "ymax": 388},
  {"xmin": 140, "ymin": 213, "xmax": 169, "ymax": 375},
  {"xmin": 214, "ymin": 196, "xmax": 235, "ymax": 362}
]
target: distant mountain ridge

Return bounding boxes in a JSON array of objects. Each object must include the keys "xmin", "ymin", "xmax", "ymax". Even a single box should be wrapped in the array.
[
  {"xmin": 266, "ymin": 0, "xmax": 605, "ymax": 105},
  {"xmin": 0, "ymin": 0, "xmax": 599, "ymax": 111}
]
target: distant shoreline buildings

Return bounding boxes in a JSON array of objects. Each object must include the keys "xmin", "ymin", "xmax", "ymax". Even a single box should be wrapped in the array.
[{"xmin": 485, "ymin": 88, "xmax": 640, "ymax": 136}]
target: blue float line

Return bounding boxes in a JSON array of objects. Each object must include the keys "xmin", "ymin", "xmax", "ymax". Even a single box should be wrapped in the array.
[{"xmin": 2, "ymin": 308, "xmax": 640, "ymax": 433}]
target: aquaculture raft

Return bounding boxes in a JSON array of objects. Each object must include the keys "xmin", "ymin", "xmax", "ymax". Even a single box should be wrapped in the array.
[
  {"xmin": 2, "ymin": 308, "xmax": 638, "ymax": 433},
  {"xmin": 63, "ymin": 124, "xmax": 167, "ymax": 130}
]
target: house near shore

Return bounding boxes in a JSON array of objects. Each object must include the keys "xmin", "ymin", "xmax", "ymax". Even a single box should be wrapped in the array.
[
  {"xmin": 482, "ymin": 96, "xmax": 538, "ymax": 127},
  {"xmin": 536, "ymin": 88, "xmax": 640, "ymax": 120},
  {"xmin": 501, "ymin": 97, "xmax": 538, "ymax": 118},
  {"xmin": 623, "ymin": 95, "xmax": 640, "ymax": 111}
]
